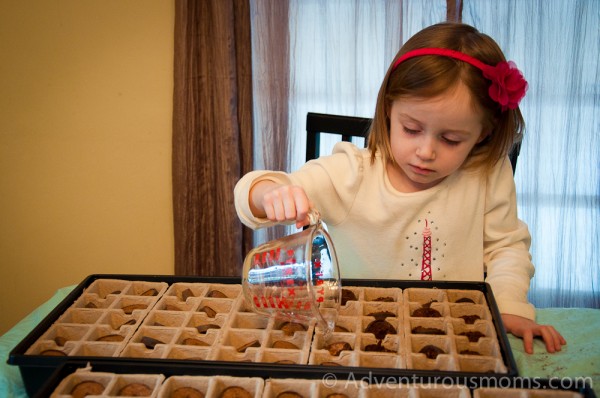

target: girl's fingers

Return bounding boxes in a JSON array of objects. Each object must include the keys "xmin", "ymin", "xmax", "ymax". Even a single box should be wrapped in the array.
[
  {"xmin": 535, "ymin": 325, "xmax": 566, "ymax": 353},
  {"xmin": 546, "ymin": 326, "xmax": 566, "ymax": 351},
  {"xmin": 262, "ymin": 186, "xmax": 293, "ymax": 222},
  {"xmin": 538, "ymin": 327, "xmax": 557, "ymax": 353},
  {"xmin": 559, "ymin": 332, "xmax": 567, "ymax": 345},
  {"xmin": 522, "ymin": 329, "xmax": 534, "ymax": 354},
  {"xmin": 281, "ymin": 188, "xmax": 299, "ymax": 221},
  {"xmin": 270, "ymin": 191, "xmax": 287, "ymax": 221},
  {"xmin": 262, "ymin": 185, "xmax": 311, "ymax": 225},
  {"xmin": 262, "ymin": 200, "xmax": 276, "ymax": 221},
  {"xmin": 292, "ymin": 189, "xmax": 311, "ymax": 225},
  {"xmin": 549, "ymin": 327, "xmax": 564, "ymax": 351}
]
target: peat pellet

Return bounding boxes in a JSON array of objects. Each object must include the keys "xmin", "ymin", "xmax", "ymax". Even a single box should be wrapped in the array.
[
  {"xmin": 412, "ymin": 305, "xmax": 441, "ymax": 318},
  {"xmin": 460, "ymin": 315, "xmax": 481, "ymax": 324},
  {"xmin": 272, "ymin": 340, "xmax": 299, "ymax": 349},
  {"xmin": 237, "ymin": 339, "xmax": 260, "ymax": 353},
  {"xmin": 365, "ymin": 319, "xmax": 397, "ymax": 339},
  {"xmin": 182, "ymin": 338, "xmax": 209, "ymax": 346},
  {"xmin": 122, "ymin": 304, "xmax": 146, "ymax": 314},
  {"xmin": 327, "ymin": 342, "xmax": 352, "ymax": 356},
  {"xmin": 196, "ymin": 324, "xmax": 220, "ymax": 334},
  {"xmin": 411, "ymin": 326, "xmax": 445, "ymax": 335},
  {"xmin": 219, "ymin": 386, "xmax": 252, "ymax": 398},
  {"xmin": 71, "ymin": 381, "xmax": 104, "ymax": 398},
  {"xmin": 460, "ymin": 331, "xmax": 486, "ymax": 342},
  {"xmin": 368, "ymin": 311, "xmax": 395, "ymax": 319},
  {"xmin": 280, "ymin": 322, "xmax": 307, "ymax": 336},
  {"xmin": 208, "ymin": 290, "xmax": 228, "ymax": 298},
  {"xmin": 96, "ymin": 334, "xmax": 124, "ymax": 342},
  {"xmin": 455, "ymin": 297, "xmax": 475, "ymax": 304},
  {"xmin": 54, "ymin": 336, "xmax": 67, "ymax": 346},
  {"xmin": 341, "ymin": 289, "xmax": 357, "ymax": 305},
  {"xmin": 419, "ymin": 344, "xmax": 445, "ymax": 359},
  {"xmin": 198, "ymin": 306, "xmax": 217, "ymax": 318},
  {"xmin": 118, "ymin": 382, "xmax": 152, "ymax": 396},
  {"xmin": 141, "ymin": 336, "xmax": 164, "ymax": 349},
  {"xmin": 173, "ymin": 386, "xmax": 205, "ymax": 398},
  {"xmin": 120, "ymin": 319, "xmax": 137, "ymax": 327},
  {"xmin": 460, "ymin": 350, "xmax": 481, "ymax": 356},
  {"xmin": 277, "ymin": 392, "xmax": 304, "ymax": 398},
  {"xmin": 364, "ymin": 341, "xmax": 394, "ymax": 352},
  {"xmin": 181, "ymin": 288, "xmax": 195, "ymax": 301}
]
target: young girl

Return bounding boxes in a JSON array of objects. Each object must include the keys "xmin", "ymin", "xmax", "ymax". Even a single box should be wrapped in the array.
[{"xmin": 234, "ymin": 22, "xmax": 565, "ymax": 354}]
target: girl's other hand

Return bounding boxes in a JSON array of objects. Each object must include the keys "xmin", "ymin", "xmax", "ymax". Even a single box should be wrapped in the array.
[
  {"xmin": 501, "ymin": 313, "xmax": 566, "ymax": 354},
  {"xmin": 250, "ymin": 181, "xmax": 312, "ymax": 228}
]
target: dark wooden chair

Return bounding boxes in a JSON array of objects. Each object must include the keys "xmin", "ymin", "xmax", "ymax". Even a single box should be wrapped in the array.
[{"xmin": 305, "ymin": 112, "xmax": 372, "ymax": 162}]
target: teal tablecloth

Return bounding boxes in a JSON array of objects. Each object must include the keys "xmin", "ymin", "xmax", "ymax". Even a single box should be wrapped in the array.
[
  {"xmin": 507, "ymin": 307, "xmax": 599, "ymax": 391},
  {"xmin": 1, "ymin": 286, "xmax": 76, "ymax": 398},
  {"xmin": 1, "ymin": 286, "xmax": 598, "ymax": 397}
]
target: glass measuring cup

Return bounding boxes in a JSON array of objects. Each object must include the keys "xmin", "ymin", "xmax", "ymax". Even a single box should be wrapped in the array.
[{"xmin": 241, "ymin": 211, "xmax": 341, "ymax": 333}]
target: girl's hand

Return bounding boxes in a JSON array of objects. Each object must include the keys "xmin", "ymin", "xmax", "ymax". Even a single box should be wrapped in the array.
[
  {"xmin": 249, "ymin": 181, "xmax": 312, "ymax": 228},
  {"xmin": 501, "ymin": 313, "xmax": 566, "ymax": 354}
]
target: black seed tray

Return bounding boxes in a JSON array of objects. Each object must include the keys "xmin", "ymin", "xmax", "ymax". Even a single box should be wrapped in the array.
[{"xmin": 8, "ymin": 274, "xmax": 519, "ymax": 397}]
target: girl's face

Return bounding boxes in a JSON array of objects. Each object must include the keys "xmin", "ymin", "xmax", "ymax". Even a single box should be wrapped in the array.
[{"xmin": 386, "ymin": 82, "xmax": 486, "ymax": 193}]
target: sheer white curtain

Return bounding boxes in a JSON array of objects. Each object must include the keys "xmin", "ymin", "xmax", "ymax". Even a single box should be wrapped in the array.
[
  {"xmin": 463, "ymin": 0, "xmax": 599, "ymax": 308},
  {"xmin": 287, "ymin": 0, "xmax": 447, "ymax": 172}
]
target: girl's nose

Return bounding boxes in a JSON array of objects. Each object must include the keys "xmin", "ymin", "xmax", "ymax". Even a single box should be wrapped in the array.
[{"xmin": 416, "ymin": 137, "xmax": 436, "ymax": 160}]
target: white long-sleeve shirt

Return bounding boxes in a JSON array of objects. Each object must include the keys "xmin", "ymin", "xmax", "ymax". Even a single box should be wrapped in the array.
[{"xmin": 235, "ymin": 142, "xmax": 536, "ymax": 320}]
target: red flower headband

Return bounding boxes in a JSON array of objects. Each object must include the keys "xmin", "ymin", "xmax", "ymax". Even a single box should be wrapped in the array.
[{"xmin": 392, "ymin": 48, "xmax": 528, "ymax": 111}]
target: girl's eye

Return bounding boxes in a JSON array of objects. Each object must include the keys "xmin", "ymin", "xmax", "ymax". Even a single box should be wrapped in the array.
[
  {"xmin": 443, "ymin": 137, "xmax": 461, "ymax": 146},
  {"xmin": 403, "ymin": 126, "xmax": 419, "ymax": 135}
]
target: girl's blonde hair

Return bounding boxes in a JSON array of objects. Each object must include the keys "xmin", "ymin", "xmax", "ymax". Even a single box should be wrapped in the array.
[{"xmin": 367, "ymin": 22, "xmax": 525, "ymax": 174}]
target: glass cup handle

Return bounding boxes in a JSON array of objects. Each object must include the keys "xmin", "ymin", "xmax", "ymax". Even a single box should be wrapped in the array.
[{"xmin": 307, "ymin": 208, "xmax": 321, "ymax": 226}]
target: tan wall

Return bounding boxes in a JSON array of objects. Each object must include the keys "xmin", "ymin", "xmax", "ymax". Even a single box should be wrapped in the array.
[{"xmin": 0, "ymin": 1, "xmax": 175, "ymax": 335}]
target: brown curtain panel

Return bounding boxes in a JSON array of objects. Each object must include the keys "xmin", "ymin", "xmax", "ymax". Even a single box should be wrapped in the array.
[
  {"xmin": 446, "ymin": 0, "xmax": 463, "ymax": 22},
  {"xmin": 173, "ymin": 0, "xmax": 253, "ymax": 276},
  {"xmin": 249, "ymin": 0, "xmax": 290, "ymax": 243}
]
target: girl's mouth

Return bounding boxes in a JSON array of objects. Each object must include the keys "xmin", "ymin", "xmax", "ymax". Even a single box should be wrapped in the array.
[{"xmin": 410, "ymin": 164, "xmax": 434, "ymax": 175}]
